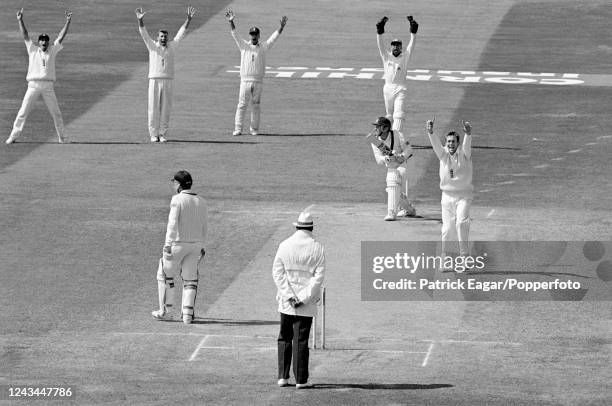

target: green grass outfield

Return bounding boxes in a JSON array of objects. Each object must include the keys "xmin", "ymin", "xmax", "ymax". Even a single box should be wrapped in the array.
[{"xmin": 1, "ymin": 0, "xmax": 611, "ymax": 405}]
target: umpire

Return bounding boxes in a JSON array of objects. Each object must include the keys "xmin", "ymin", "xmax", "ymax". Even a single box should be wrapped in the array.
[{"xmin": 272, "ymin": 212, "xmax": 325, "ymax": 388}]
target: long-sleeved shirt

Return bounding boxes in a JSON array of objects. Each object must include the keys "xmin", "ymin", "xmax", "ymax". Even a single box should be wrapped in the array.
[
  {"xmin": 272, "ymin": 230, "xmax": 325, "ymax": 317},
  {"xmin": 139, "ymin": 26, "xmax": 186, "ymax": 79},
  {"xmin": 165, "ymin": 190, "xmax": 208, "ymax": 246},
  {"xmin": 428, "ymin": 131, "xmax": 473, "ymax": 196},
  {"xmin": 231, "ymin": 29, "xmax": 280, "ymax": 82},
  {"xmin": 377, "ymin": 33, "xmax": 416, "ymax": 87},
  {"xmin": 370, "ymin": 130, "xmax": 413, "ymax": 168},
  {"xmin": 25, "ymin": 39, "xmax": 63, "ymax": 81}
]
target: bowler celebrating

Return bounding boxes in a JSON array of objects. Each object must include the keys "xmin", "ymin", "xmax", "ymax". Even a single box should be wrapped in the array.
[
  {"xmin": 426, "ymin": 118, "xmax": 474, "ymax": 258},
  {"xmin": 6, "ymin": 9, "xmax": 72, "ymax": 144}
]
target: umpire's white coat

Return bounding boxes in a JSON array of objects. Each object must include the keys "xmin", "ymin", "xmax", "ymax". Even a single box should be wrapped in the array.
[{"xmin": 272, "ymin": 230, "xmax": 325, "ymax": 317}]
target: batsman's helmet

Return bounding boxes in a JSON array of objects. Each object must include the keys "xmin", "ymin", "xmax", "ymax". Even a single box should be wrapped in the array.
[
  {"xmin": 372, "ymin": 117, "xmax": 392, "ymax": 128},
  {"xmin": 173, "ymin": 170, "xmax": 193, "ymax": 189}
]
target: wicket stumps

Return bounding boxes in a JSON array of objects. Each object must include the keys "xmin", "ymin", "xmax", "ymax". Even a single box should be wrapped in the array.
[{"xmin": 313, "ymin": 286, "xmax": 326, "ymax": 349}]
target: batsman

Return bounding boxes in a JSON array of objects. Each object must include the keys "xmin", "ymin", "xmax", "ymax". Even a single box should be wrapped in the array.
[
  {"xmin": 367, "ymin": 117, "xmax": 415, "ymax": 221},
  {"xmin": 152, "ymin": 170, "xmax": 208, "ymax": 324},
  {"xmin": 376, "ymin": 14, "xmax": 419, "ymax": 139}
]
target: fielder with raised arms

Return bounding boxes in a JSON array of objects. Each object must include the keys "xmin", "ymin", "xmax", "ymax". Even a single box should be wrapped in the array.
[
  {"xmin": 136, "ymin": 6, "xmax": 196, "ymax": 143},
  {"xmin": 426, "ymin": 118, "xmax": 474, "ymax": 258},
  {"xmin": 225, "ymin": 9, "xmax": 287, "ymax": 136},
  {"xmin": 6, "ymin": 9, "xmax": 72, "ymax": 145},
  {"xmin": 376, "ymin": 14, "xmax": 419, "ymax": 138}
]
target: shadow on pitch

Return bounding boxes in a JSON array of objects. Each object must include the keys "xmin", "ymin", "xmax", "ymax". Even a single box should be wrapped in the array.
[
  {"xmin": 259, "ymin": 133, "xmax": 359, "ymax": 137},
  {"xmin": 312, "ymin": 383, "xmax": 453, "ymax": 390}
]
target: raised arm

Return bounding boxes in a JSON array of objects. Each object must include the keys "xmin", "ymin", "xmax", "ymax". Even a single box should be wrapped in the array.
[
  {"xmin": 426, "ymin": 118, "xmax": 445, "ymax": 159},
  {"xmin": 376, "ymin": 16, "xmax": 388, "ymax": 60},
  {"xmin": 174, "ymin": 6, "xmax": 196, "ymax": 42},
  {"xmin": 225, "ymin": 8, "xmax": 236, "ymax": 31},
  {"xmin": 16, "ymin": 9, "xmax": 29, "ymax": 41},
  {"xmin": 278, "ymin": 15, "xmax": 288, "ymax": 34},
  {"xmin": 56, "ymin": 10, "xmax": 72, "ymax": 44},
  {"xmin": 405, "ymin": 16, "xmax": 418, "ymax": 57},
  {"xmin": 135, "ymin": 7, "xmax": 146, "ymax": 29},
  {"xmin": 462, "ymin": 121, "xmax": 472, "ymax": 159}
]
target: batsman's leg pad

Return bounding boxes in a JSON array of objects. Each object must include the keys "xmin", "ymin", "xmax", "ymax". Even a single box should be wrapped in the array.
[
  {"xmin": 156, "ymin": 259, "xmax": 175, "ymax": 313},
  {"xmin": 386, "ymin": 170, "xmax": 402, "ymax": 213},
  {"xmin": 182, "ymin": 279, "xmax": 198, "ymax": 323}
]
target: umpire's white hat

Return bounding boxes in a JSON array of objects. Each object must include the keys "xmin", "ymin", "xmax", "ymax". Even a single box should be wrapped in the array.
[{"xmin": 293, "ymin": 212, "xmax": 314, "ymax": 229}]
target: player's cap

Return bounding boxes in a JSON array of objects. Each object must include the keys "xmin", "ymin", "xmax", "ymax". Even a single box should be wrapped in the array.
[
  {"xmin": 293, "ymin": 212, "xmax": 314, "ymax": 229},
  {"xmin": 249, "ymin": 26, "xmax": 260, "ymax": 35},
  {"xmin": 390, "ymin": 38, "xmax": 402, "ymax": 45},
  {"xmin": 38, "ymin": 33, "xmax": 50, "ymax": 41},
  {"xmin": 372, "ymin": 117, "xmax": 392, "ymax": 127},
  {"xmin": 173, "ymin": 170, "xmax": 193, "ymax": 189}
]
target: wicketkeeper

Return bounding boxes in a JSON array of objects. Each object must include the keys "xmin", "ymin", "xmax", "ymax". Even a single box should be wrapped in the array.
[
  {"xmin": 375, "ymin": 15, "xmax": 419, "ymax": 138},
  {"xmin": 367, "ymin": 117, "xmax": 415, "ymax": 220}
]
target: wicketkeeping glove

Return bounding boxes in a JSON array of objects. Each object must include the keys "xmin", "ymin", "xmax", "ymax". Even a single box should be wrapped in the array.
[
  {"xmin": 376, "ymin": 16, "xmax": 388, "ymax": 35},
  {"xmin": 409, "ymin": 17, "xmax": 419, "ymax": 34}
]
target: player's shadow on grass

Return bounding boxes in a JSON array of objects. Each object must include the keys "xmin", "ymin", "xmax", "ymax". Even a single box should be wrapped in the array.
[
  {"xmin": 259, "ymin": 133, "xmax": 359, "ymax": 137},
  {"xmin": 192, "ymin": 317, "xmax": 279, "ymax": 326},
  {"xmin": 313, "ymin": 383, "xmax": 453, "ymax": 390}
]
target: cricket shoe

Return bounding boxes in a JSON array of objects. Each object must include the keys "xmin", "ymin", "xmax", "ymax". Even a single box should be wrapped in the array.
[
  {"xmin": 5, "ymin": 134, "xmax": 17, "ymax": 144},
  {"xmin": 296, "ymin": 382, "xmax": 314, "ymax": 389},
  {"xmin": 159, "ymin": 136, "xmax": 168, "ymax": 143},
  {"xmin": 150, "ymin": 136, "xmax": 159, "ymax": 143},
  {"xmin": 151, "ymin": 309, "xmax": 173, "ymax": 321},
  {"xmin": 277, "ymin": 379, "xmax": 289, "ymax": 387},
  {"xmin": 384, "ymin": 210, "xmax": 396, "ymax": 221},
  {"xmin": 57, "ymin": 134, "xmax": 65, "ymax": 143},
  {"xmin": 249, "ymin": 129, "xmax": 259, "ymax": 136},
  {"xmin": 398, "ymin": 196, "xmax": 416, "ymax": 217},
  {"xmin": 232, "ymin": 130, "xmax": 242, "ymax": 136},
  {"xmin": 182, "ymin": 314, "xmax": 194, "ymax": 325}
]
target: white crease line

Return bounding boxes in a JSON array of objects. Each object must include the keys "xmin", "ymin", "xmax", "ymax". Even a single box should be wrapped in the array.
[
  {"xmin": 439, "ymin": 339, "xmax": 522, "ymax": 346},
  {"xmin": 487, "ymin": 209, "xmax": 496, "ymax": 218},
  {"xmin": 567, "ymin": 149, "xmax": 582, "ymax": 154},
  {"xmin": 188, "ymin": 335, "xmax": 209, "ymax": 361},
  {"xmin": 422, "ymin": 342, "xmax": 435, "ymax": 367}
]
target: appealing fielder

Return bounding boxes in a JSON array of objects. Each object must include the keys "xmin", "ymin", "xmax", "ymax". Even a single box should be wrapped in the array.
[
  {"xmin": 367, "ymin": 116, "xmax": 416, "ymax": 220},
  {"xmin": 225, "ymin": 9, "xmax": 288, "ymax": 136},
  {"xmin": 426, "ymin": 118, "xmax": 474, "ymax": 257},
  {"xmin": 152, "ymin": 170, "xmax": 208, "ymax": 324},
  {"xmin": 273, "ymin": 212, "xmax": 325, "ymax": 389},
  {"xmin": 136, "ymin": 6, "xmax": 196, "ymax": 143},
  {"xmin": 375, "ymin": 15, "xmax": 419, "ymax": 137},
  {"xmin": 6, "ymin": 9, "xmax": 72, "ymax": 145}
]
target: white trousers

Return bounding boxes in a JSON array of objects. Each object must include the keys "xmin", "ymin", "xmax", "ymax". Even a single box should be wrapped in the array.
[
  {"xmin": 158, "ymin": 242, "xmax": 205, "ymax": 282},
  {"xmin": 10, "ymin": 81, "xmax": 65, "ymax": 140},
  {"xmin": 383, "ymin": 83, "xmax": 407, "ymax": 127},
  {"xmin": 441, "ymin": 192, "xmax": 472, "ymax": 256},
  {"xmin": 148, "ymin": 78, "xmax": 173, "ymax": 138},
  {"xmin": 235, "ymin": 80, "xmax": 263, "ymax": 132}
]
